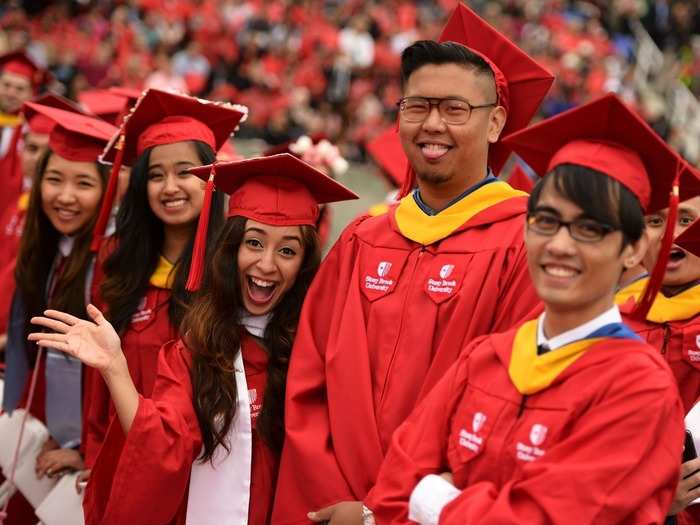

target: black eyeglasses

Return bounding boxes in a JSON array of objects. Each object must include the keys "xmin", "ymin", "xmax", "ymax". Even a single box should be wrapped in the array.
[
  {"xmin": 397, "ymin": 96, "xmax": 497, "ymax": 125},
  {"xmin": 526, "ymin": 211, "xmax": 617, "ymax": 243}
]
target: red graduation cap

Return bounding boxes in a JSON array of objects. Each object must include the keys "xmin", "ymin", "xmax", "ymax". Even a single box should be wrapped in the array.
[
  {"xmin": 501, "ymin": 92, "xmax": 700, "ymax": 320},
  {"xmin": 675, "ymin": 218, "xmax": 700, "ymax": 259},
  {"xmin": 78, "ymin": 89, "xmax": 139, "ymax": 126},
  {"xmin": 0, "ymin": 50, "xmax": 52, "ymax": 90},
  {"xmin": 24, "ymin": 92, "xmax": 91, "ymax": 134},
  {"xmin": 366, "ymin": 127, "xmax": 407, "ymax": 187},
  {"xmin": 23, "ymin": 102, "xmax": 117, "ymax": 162},
  {"xmin": 184, "ymin": 153, "xmax": 358, "ymax": 290},
  {"xmin": 91, "ymin": 88, "xmax": 247, "ymax": 252},
  {"xmin": 435, "ymin": 2, "xmax": 554, "ymax": 176}
]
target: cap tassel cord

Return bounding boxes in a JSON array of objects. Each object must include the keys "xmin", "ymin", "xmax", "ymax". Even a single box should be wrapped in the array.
[
  {"xmin": 186, "ymin": 166, "xmax": 216, "ymax": 291},
  {"xmin": 632, "ymin": 172, "xmax": 681, "ymax": 320},
  {"xmin": 91, "ymin": 133, "xmax": 125, "ymax": 252},
  {"xmin": 0, "ymin": 347, "xmax": 45, "ymax": 523}
]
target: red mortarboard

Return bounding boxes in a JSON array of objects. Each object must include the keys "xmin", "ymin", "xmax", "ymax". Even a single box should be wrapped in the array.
[
  {"xmin": 502, "ymin": 93, "xmax": 700, "ymax": 321},
  {"xmin": 675, "ymin": 218, "xmax": 700, "ymax": 259},
  {"xmin": 501, "ymin": 93, "xmax": 699, "ymax": 213},
  {"xmin": 192, "ymin": 153, "xmax": 358, "ymax": 225},
  {"xmin": 366, "ymin": 127, "xmax": 407, "ymax": 187},
  {"xmin": 101, "ymin": 88, "xmax": 246, "ymax": 165},
  {"xmin": 184, "ymin": 153, "xmax": 358, "ymax": 290},
  {"xmin": 0, "ymin": 50, "xmax": 52, "ymax": 89},
  {"xmin": 24, "ymin": 93, "xmax": 91, "ymax": 134},
  {"xmin": 78, "ymin": 90, "xmax": 135, "ymax": 125},
  {"xmin": 437, "ymin": 2, "xmax": 554, "ymax": 176},
  {"xmin": 23, "ymin": 102, "xmax": 117, "ymax": 162},
  {"xmin": 91, "ymin": 88, "xmax": 247, "ymax": 252}
]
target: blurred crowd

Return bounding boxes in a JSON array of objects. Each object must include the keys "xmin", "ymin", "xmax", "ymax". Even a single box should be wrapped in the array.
[{"xmin": 0, "ymin": 0, "xmax": 698, "ymax": 161}]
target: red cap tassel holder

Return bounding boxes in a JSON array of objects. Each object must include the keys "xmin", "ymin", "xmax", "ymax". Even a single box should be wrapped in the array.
[
  {"xmin": 185, "ymin": 165, "xmax": 216, "ymax": 292},
  {"xmin": 91, "ymin": 133, "xmax": 125, "ymax": 252},
  {"xmin": 632, "ymin": 169, "xmax": 681, "ymax": 320}
]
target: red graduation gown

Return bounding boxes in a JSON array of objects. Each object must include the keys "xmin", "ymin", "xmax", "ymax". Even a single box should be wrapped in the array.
[
  {"xmin": 0, "ymin": 192, "xmax": 27, "ymax": 336},
  {"xmin": 83, "ymin": 334, "xmax": 277, "ymax": 525},
  {"xmin": 365, "ymin": 327, "xmax": 684, "ymax": 524},
  {"xmin": 83, "ymin": 254, "xmax": 176, "ymax": 466},
  {"xmin": 273, "ymin": 190, "xmax": 540, "ymax": 524}
]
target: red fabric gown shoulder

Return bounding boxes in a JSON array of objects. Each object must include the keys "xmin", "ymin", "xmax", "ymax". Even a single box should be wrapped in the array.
[
  {"xmin": 273, "ymin": 199, "xmax": 541, "ymax": 524},
  {"xmin": 623, "ymin": 309, "xmax": 700, "ymax": 413},
  {"xmin": 367, "ymin": 328, "xmax": 684, "ymax": 524}
]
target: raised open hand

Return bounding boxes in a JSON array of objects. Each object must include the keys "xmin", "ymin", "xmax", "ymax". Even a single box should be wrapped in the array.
[{"xmin": 28, "ymin": 304, "xmax": 125, "ymax": 376}]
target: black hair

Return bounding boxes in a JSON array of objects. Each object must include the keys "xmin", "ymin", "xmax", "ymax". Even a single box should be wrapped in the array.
[
  {"xmin": 528, "ymin": 164, "xmax": 645, "ymax": 246},
  {"xmin": 100, "ymin": 140, "xmax": 225, "ymax": 334},
  {"xmin": 400, "ymin": 40, "xmax": 495, "ymax": 95}
]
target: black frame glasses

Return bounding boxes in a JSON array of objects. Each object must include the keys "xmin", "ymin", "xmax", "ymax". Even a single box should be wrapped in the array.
[
  {"xmin": 397, "ymin": 96, "xmax": 497, "ymax": 125},
  {"xmin": 526, "ymin": 211, "xmax": 617, "ymax": 243}
]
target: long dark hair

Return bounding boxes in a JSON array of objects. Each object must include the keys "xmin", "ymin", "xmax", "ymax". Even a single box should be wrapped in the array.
[
  {"xmin": 182, "ymin": 216, "xmax": 321, "ymax": 460},
  {"xmin": 99, "ymin": 141, "xmax": 225, "ymax": 334},
  {"xmin": 15, "ymin": 150, "xmax": 110, "ymax": 342}
]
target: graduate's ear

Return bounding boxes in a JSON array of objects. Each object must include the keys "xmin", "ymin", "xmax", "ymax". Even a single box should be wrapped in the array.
[{"xmin": 621, "ymin": 228, "xmax": 649, "ymax": 270}]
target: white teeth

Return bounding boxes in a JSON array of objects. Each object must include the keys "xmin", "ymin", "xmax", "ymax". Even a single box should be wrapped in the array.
[
  {"xmin": 421, "ymin": 143, "xmax": 449, "ymax": 152},
  {"xmin": 163, "ymin": 199, "xmax": 187, "ymax": 208},
  {"xmin": 251, "ymin": 277, "xmax": 275, "ymax": 288},
  {"xmin": 544, "ymin": 265, "xmax": 577, "ymax": 277}
]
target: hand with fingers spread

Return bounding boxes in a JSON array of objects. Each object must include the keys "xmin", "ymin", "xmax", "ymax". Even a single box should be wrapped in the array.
[
  {"xmin": 28, "ymin": 304, "xmax": 125, "ymax": 377},
  {"xmin": 29, "ymin": 304, "xmax": 140, "ymax": 433},
  {"xmin": 670, "ymin": 457, "xmax": 700, "ymax": 515}
]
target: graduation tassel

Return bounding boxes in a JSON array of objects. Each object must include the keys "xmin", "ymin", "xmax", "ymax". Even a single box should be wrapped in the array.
[
  {"xmin": 90, "ymin": 133, "xmax": 125, "ymax": 252},
  {"xmin": 632, "ymin": 169, "xmax": 681, "ymax": 320},
  {"xmin": 186, "ymin": 165, "xmax": 216, "ymax": 292}
]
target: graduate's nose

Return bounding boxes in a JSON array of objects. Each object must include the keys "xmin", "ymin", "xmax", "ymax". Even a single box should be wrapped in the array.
[
  {"xmin": 544, "ymin": 223, "xmax": 578, "ymax": 257},
  {"xmin": 421, "ymin": 105, "xmax": 447, "ymax": 133},
  {"xmin": 56, "ymin": 184, "xmax": 78, "ymax": 204},
  {"xmin": 256, "ymin": 248, "xmax": 277, "ymax": 274}
]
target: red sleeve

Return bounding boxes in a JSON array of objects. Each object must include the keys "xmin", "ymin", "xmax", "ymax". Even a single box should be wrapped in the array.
[
  {"xmin": 363, "ymin": 346, "xmax": 474, "ymax": 523},
  {"xmin": 272, "ymin": 225, "xmax": 362, "ymax": 525},
  {"xmin": 83, "ymin": 339, "xmax": 200, "ymax": 525},
  {"xmin": 368, "ymin": 351, "xmax": 684, "ymax": 525},
  {"xmin": 438, "ymin": 364, "xmax": 683, "ymax": 524}
]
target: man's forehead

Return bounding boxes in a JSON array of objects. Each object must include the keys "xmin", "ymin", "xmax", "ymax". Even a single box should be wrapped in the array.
[
  {"xmin": 403, "ymin": 63, "xmax": 496, "ymax": 100},
  {"xmin": 0, "ymin": 70, "xmax": 32, "ymax": 87}
]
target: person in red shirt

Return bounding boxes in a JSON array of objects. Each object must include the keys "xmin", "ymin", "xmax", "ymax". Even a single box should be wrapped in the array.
[
  {"xmin": 0, "ymin": 93, "xmax": 86, "ymax": 354},
  {"xmin": 0, "ymin": 51, "xmax": 52, "ymax": 214},
  {"xmin": 273, "ymin": 5, "xmax": 554, "ymax": 523},
  {"xmin": 29, "ymin": 154, "xmax": 357, "ymax": 525},
  {"xmin": 80, "ymin": 89, "xmax": 246, "ymax": 480},
  {"xmin": 365, "ymin": 93, "xmax": 689, "ymax": 525}
]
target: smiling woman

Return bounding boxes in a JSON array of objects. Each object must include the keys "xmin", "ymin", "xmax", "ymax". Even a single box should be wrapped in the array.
[
  {"xmin": 82, "ymin": 89, "xmax": 244, "ymax": 477},
  {"xmin": 29, "ymin": 153, "xmax": 357, "ymax": 525},
  {"xmin": 2, "ymin": 103, "xmax": 115, "ymax": 519}
]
